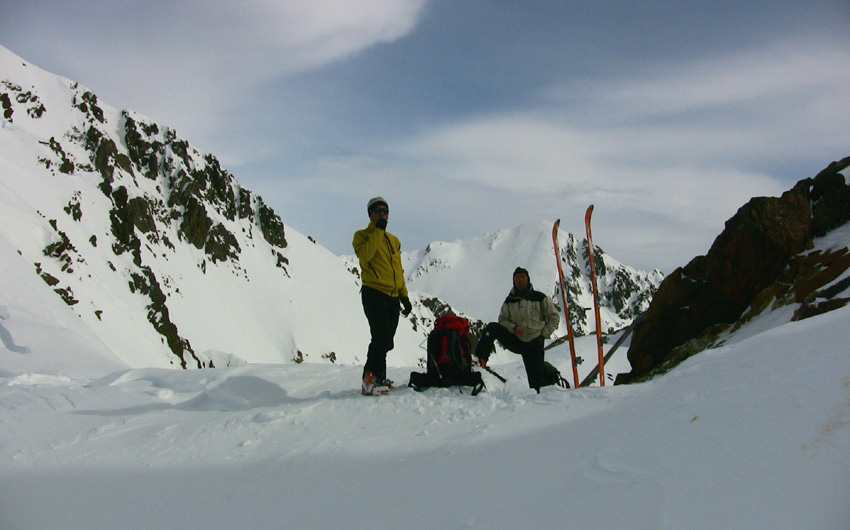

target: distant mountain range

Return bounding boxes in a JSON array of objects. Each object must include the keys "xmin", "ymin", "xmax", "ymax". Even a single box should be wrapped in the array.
[{"xmin": 0, "ymin": 45, "xmax": 661, "ymax": 371}]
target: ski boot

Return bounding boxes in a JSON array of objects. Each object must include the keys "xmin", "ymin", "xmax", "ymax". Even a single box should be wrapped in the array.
[{"xmin": 362, "ymin": 372, "xmax": 390, "ymax": 396}]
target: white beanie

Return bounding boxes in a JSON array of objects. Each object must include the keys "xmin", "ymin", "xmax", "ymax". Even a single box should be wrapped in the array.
[{"xmin": 367, "ymin": 197, "xmax": 388, "ymax": 213}]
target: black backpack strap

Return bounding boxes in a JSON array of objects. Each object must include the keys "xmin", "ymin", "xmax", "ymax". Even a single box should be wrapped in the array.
[
  {"xmin": 470, "ymin": 370, "xmax": 485, "ymax": 396},
  {"xmin": 445, "ymin": 329, "xmax": 460, "ymax": 366},
  {"xmin": 426, "ymin": 331, "xmax": 443, "ymax": 378}
]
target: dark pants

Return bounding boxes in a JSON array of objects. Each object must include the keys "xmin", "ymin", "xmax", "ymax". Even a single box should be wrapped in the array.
[
  {"xmin": 475, "ymin": 322, "xmax": 552, "ymax": 389},
  {"xmin": 361, "ymin": 286, "xmax": 400, "ymax": 381}
]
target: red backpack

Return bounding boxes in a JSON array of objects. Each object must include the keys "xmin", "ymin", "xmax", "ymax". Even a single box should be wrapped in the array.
[
  {"xmin": 427, "ymin": 315, "xmax": 472, "ymax": 373},
  {"xmin": 409, "ymin": 314, "xmax": 484, "ymax": 394}
]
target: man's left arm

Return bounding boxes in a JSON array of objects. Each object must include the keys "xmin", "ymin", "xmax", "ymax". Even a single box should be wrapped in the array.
[{"xmin": 391, "ymin": 235, "xmax": 410, "ymax": 299}]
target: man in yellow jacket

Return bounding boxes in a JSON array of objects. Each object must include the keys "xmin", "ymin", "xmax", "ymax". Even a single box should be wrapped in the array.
[{"xmin": 353, "ymin": 197, "xmax": 412, "ymax": 395}]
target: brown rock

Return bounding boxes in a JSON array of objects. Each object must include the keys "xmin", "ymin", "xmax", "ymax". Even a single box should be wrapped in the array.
[{"xmin": 621, "ymin": 157, "xmax": 850, "ymax": 383}]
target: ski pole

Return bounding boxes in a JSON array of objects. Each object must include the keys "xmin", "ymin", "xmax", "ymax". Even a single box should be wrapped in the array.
[{"xmin": 483, "ymin": 365, "xmax": 507, "ymax": 383}]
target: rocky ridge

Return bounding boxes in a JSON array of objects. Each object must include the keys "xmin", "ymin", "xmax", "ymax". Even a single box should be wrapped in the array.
[
  {"xmin": 2, "ymin": 76, "xmax": 293, "ymax": 367},
  {"xmin": 622, "ymin": 157, "xmax": 850, "ymax": 383}
]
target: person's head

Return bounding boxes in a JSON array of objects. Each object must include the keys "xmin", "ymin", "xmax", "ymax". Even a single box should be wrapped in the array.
[
  {"xmin": 367, "ymin": 197, "xmax": 389, "ymax": 223},
  {"xmin": 513, "ymin": 267, "xmax": 530, "ymax": 292}
]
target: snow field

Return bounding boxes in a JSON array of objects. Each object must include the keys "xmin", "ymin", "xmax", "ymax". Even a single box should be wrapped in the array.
[{"xmin": 2, "ymin": 304, "xmax": 849, "ymax": 529}]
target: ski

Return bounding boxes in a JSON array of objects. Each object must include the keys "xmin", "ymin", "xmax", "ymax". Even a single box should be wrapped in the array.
[
  {"xmin": 552, "ymin": 220, "xmax": 580, "ymax": 388},
  {"xmin": 585, "ymin": 205, "xmax": 606, "ymax": 386}
]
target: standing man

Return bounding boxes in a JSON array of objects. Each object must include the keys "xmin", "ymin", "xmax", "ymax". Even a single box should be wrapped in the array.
[
  {"xmin": 353, "ymin": 197, "xmax": 412, "ymax": 395},
  {"xmin": 474, "ymin": 267, "xmax": 568, "ymax": 392}
]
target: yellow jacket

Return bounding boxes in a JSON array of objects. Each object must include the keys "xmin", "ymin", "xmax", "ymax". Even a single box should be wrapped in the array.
[{"xmin": 352, "ymin": 221, "xmax": 409, "ymax": 298}]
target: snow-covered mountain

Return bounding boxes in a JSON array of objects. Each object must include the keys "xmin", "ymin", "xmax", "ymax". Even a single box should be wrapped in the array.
[
  {"xmin": 402, "ymin": 220, "xmax": 663, "ymax": 336},
  {"xmin": 0, "ymin": 45, "xmax": 434, "ymax": 370},
  {"xmin": 0, "ymin": 45, "xmax": 660, "ymax": 374}
]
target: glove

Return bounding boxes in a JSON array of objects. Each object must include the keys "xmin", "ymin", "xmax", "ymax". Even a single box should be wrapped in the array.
[
  {"xmin": 375, "ymin": 218, "xmax": 388, "ymax": 231},
  {"xmin": 477, "ymin": 356, "xmax": 488, "ymax": 368},
  {"xmin": 400, "ymin": 296, "xmax": 412, "ymax": 317}
]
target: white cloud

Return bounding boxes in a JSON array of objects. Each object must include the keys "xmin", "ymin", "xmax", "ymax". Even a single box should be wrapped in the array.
[
  {"xmin": 2, "ymin": 0, "xmax": 429, "ymax": 143},
  {"xmin": 388, "ymin": 112, "xmax": 786, "ymax": 199},
  {"xmin": 556, "ymin": 40, "xmax": 850, "ymax": 119},
  {"xmin": 237, "ymin": 0, "xmax": 429, "ymax": 70},
  {"xmin": 393, "ymin": 115, "xmax": 596, "ymax": 193}
]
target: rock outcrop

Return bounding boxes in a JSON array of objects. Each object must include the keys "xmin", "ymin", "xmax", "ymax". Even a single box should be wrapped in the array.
[{"xmin": 620, "ymin": 156, "xmax": 850, "ymax": 383}]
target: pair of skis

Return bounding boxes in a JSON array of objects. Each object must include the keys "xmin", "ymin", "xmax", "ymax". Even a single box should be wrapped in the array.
[{"xmin": 552, "ymin": 205, "xmax": 606, "ymax": 388}]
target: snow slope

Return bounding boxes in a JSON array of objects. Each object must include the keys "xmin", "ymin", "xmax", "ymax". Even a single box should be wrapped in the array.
[{"xmin": 2, "ymin": 284, "xmax": 849, "ymax": 529}]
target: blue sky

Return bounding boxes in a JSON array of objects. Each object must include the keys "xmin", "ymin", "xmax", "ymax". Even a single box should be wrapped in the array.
[{"xmin": 2, "ymin": 0, "xmax": 848, "ymax": 273}]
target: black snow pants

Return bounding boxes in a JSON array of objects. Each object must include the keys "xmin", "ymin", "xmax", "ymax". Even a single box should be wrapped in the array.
[
  {"xmin": 361, "ymin": 286, "xmax": 400, "ymax": 382},
  {"xmin": 475, "ymin": 322, "xmax": 560, "ymax": 391}
]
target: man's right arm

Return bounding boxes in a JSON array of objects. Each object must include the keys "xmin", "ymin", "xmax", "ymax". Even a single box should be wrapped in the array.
[
  {"xmin": 352, "ymin": 223, "xmax": 380, "ymax": 261},
  {"xmin": 498, "ymin": 302, "xmax": 516, "ymax": 333}
]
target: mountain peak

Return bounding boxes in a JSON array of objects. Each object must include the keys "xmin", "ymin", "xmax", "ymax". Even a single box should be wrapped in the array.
[{"xmin": 404, "ymin": 221, "xmax": 663, "ymax": 336}]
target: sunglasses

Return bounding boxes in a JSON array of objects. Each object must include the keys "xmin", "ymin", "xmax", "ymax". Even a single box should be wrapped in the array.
[{"xmin": 373, "ymin": 207, "xmax": 389, "ymax": 214}]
